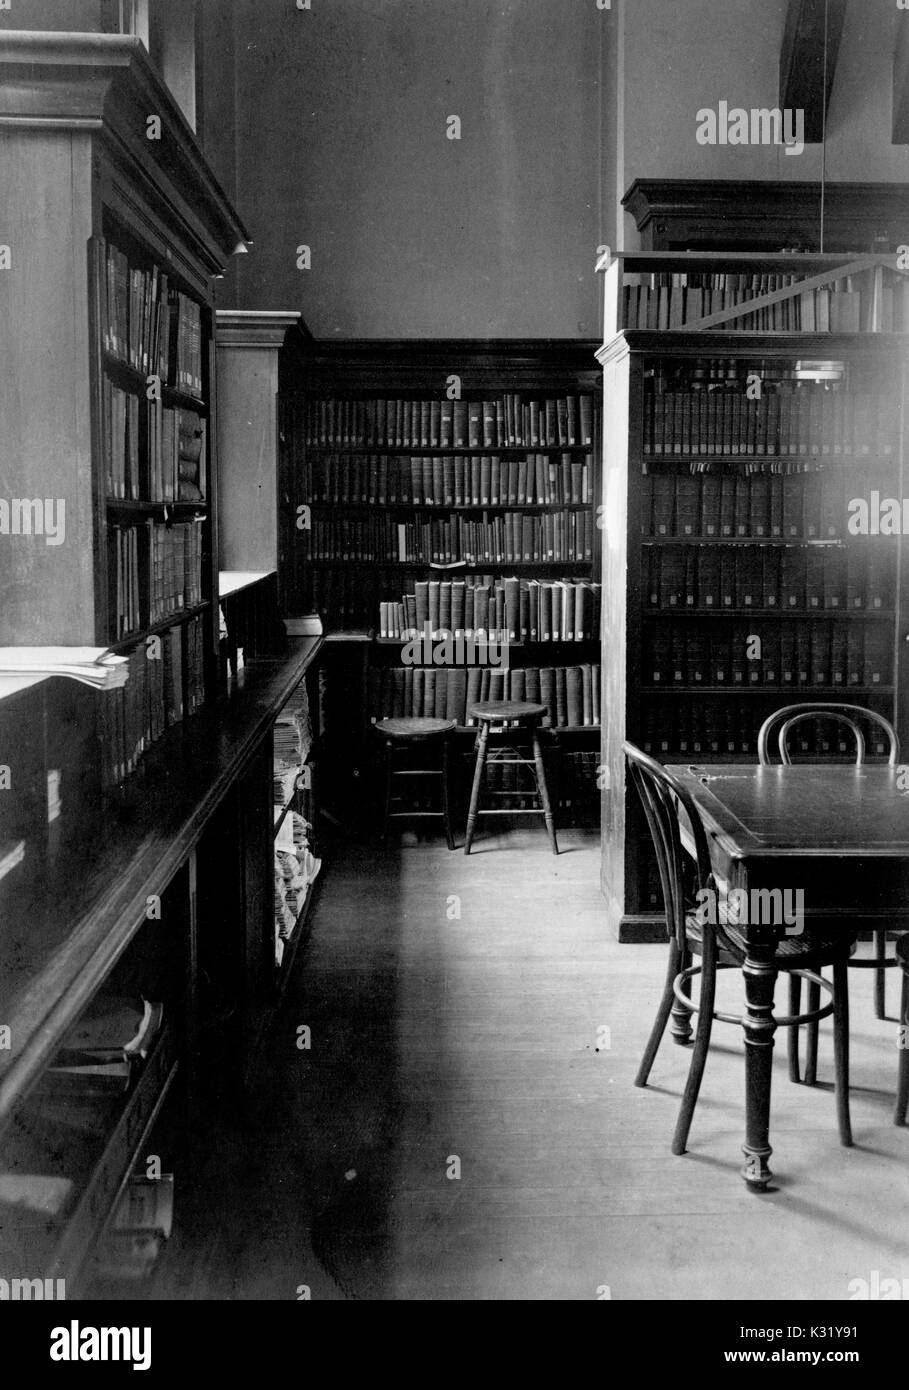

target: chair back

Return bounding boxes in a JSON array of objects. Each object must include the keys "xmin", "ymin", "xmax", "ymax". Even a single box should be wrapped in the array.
[
  {"xmin": 757, "ymin": 703, "xmax": 899, "ymax": 767},
  {"xmin": 623, "ymin": 741, "xmax": 714, "ymax": 950}
]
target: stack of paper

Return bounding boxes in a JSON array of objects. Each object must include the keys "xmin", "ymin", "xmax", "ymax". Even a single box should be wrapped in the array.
[{"xmin": 0, "ymin": 648, "xmax": 129, "ymax": 690}]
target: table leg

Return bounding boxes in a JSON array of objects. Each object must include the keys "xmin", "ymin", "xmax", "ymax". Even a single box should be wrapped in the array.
[{"xmin": 741, "ymin": 939, "xmax": 778, "ymax": 1191}]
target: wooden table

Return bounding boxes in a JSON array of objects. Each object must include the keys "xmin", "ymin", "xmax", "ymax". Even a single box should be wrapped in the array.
[{"xmin": 667, "ymin": 764, "xmax": 909, "ymax": 1190}]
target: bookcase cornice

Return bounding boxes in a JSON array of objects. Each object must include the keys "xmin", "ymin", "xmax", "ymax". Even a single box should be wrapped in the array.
[{"xmin": 0, "ymin": 31, "xmax": 248, "ymax": 272}]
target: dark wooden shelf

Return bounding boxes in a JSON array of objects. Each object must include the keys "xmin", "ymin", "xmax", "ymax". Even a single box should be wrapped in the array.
[
  {"xmin": 102, "ymin": 350, "xmax": 207, "ymax": 413},
  {"xmin": 305, "ymin": 559, "xmax": 593, "ymax": 569},
  {"xmin": 641, "ymin": 536, "xmax": 848, "ymax": 547},
  {"xmin": 302, "ymin": 443, "xmax": 593, "ymax": 456},
  {"xmin": 643, "ymin": 452, "xmax": 894, "ymax": 466},
  {"xmin": 643, "ymin": 607, "xmax": 894, "ymax": 619},
  {"xmin": 642, "ymin": 684, "xmax": 893, "ymax": 695},
  {"xmin": 108, "ymin": 600, "xmax": 212, "ymax": 651},
  {"xmin": 306, "ymin": 501, "xmax": 592, "ymax": 511},
  {"xmin": 0, "ymin": 637, "xmax": 322, "ymax": 1133},
  {"xmin": 106, "ymin": 498, "xmax": 207, "ymax": 516}
]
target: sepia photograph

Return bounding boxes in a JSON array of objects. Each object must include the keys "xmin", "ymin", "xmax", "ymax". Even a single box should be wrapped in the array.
[{"xmin": 0, "ymin": 0, "xmax": 907, "ymax": 1358}]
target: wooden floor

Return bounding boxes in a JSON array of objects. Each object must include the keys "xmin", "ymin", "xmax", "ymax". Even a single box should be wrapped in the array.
[{"xmin": 165, "ymin": 827, "xmax": 909, "ymax": 1301}]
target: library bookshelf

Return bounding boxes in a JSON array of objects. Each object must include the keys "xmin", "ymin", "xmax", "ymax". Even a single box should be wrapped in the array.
[
  {"xmin": 0, "ymin": 36, "xmax": 321, "ymax": 1296},
  {"xmin": 278, "ymin": 340, "xmax": 603, "ymax": 828},
  {"xmin": 597, "ymin": 250, "xmax": 909, "ymax": 940}
]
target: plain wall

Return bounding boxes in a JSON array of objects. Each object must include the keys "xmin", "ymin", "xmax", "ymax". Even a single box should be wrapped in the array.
[
  {"xmin": 0, "ymin": 0, "xmax": 103, "ymax": 28},
  {"xmin": 203, "ymin": 0, "xmax": 606, "ymax": 338},
  {"xmin": 620, "ymin": 0, "xmax": 905, "ymax": 246}
]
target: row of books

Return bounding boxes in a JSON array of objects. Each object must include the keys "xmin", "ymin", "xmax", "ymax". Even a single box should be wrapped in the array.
[
  {"xmin": 368, "ymin": 662, "xmax": 601, "ymax": 728},
  {"xmin": 102, "ymin": 380, "xmax": 140, "ymax": 500},
  {"xmin": 642, "ymin": 621, "xmax": 892, "ymax": 688},
  {"xmin": 637, "ymin": 696, "xmax": 894, "ymax": 761},
  {"xmin": 105, "ymin": 393, "xmax": 206, "ymax": 505},
  {"xmin": 379, "ymin": 578, "xmax": 602, "ymax": 642},
  {"xmin": 98, "ymin": 617, "xmax": 205, "ymax": 785},
  {"xmin": 643, "ymin": 543, "xmax": 896, "ymax": 612},
  {"xmin": 645, "ymin": 383, "xmax": 895, "ymax": 460},
  {"xmin": 305, "ymin": 512, "xmax": 594, "ymax": 564},
  {"xmin": 96, "ymin": 236, "xmax": 204, "ymax": 395},
  {"xmin": 110, "ymin": 520, "xmax": 204, "ymax": 638},
  {"xmin": 302, "ymin": 452, "xmax": 593, "ymax": 507},
  {"xmin": 148, "ymin": 405, "xmax": 206, "ymax": 504},
  {"xmin": 296, "ymin": 393, "xmax": 596, "ymax": 449},
  {"xmin": 642, "ymin": 463, "xmax": 898, "ymax": 541},
  {"xmin": 622, "ymin": 271, "xmax": 908, "ymax": 333}
]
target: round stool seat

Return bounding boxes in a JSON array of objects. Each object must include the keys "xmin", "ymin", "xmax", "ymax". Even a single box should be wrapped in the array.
[
  {"xmin": 375, "ymin": 717, "xmax": 456, "ymax": 740},
  {"xmin": 468, "ymin": 700, "xmax": 548, "ymax": 724}
]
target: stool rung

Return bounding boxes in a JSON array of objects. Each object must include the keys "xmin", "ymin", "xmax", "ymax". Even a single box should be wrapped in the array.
[
  {"xmin": 388, "ymin": 810, "xmax": 446, "ymax": 820},
  {"xmin": 390, "ymin": 769, "xmax": 443, "ymax": 777},
  {"xmin": 472, "ymin": 808, "xmax": 547, "ymax": 816}
]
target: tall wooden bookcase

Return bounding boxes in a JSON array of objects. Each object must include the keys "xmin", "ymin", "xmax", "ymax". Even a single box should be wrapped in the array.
[
  {"xmin": 0, "ymin": 34, "xmax": 324, "ymax": 1297},
  {"xmin": 597, "ymin": 251, "xmax": 909, "ymax": 940},
  {"xmin": 0, "ymin": 31, "xmax": 247, "ymax": 784},
  {"xmin": 278, "ymin": 340, "xmax": 603, "ymax": 826}
]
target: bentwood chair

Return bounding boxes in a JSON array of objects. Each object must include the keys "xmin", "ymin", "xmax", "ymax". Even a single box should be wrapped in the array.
[
  {"xmin": 624, "ymin": 740, "xmax": 853, "ymax": 1157},
  {"xmin": 757, "ymin": 704, "xmax": 902, "ymax": 1061}
]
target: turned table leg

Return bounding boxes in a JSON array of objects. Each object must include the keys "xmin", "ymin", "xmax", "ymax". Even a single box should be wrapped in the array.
[{"xmin": 741, "ymin": 935, "xmax": 779, "ymax": 1191}]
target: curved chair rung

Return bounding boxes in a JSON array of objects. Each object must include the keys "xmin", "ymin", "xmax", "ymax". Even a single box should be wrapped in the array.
[{"xmin": 672, "ymin": 962, "xmax": 835, "ymax": 1030}]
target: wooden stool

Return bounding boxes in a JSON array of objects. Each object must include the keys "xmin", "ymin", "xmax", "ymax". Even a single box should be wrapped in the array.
[
  {"xmin": 375, "ymin": 717, "xmax": 456, "ymax": 850},
  {"xmin": 895, "ymin": 936, "xmax": 909, "ymax": 1125},
  {"xmin": 463, "ymin": 701, "xmax": 558, "ymax": 855}
]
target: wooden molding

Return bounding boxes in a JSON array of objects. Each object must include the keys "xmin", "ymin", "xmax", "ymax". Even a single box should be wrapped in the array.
[
  {"xmin": 623, "ymin": 179, "xmax": 909, "ymax": 252},
  {"xmin": 0, "ymin": 32, "xmax": 248, "ymax": 272},
  {"xmin": 780, "ymin": 0, "xmax": 847, "ymax": 145},
  {"xmin": 216, "ymin": 310, "xmax": 309, "ymax": 350}
]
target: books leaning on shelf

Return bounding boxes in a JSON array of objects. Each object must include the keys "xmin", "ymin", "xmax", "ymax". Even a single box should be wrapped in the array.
[
  {"xmin": 304, "ymin": 451, "xmax": 592, "ymax": 505},
  {"xmin": 642, "ymin": 618, "xmax": 892, "ymax": 689},
  {"xmin": 642, "ymin": 542, "xmax": 896, "ymax": 611},
  {"xmin": 36, "ymin": 996, "xmax": 164, "ymax": 1096},
  {"xmin": 307, "ymin": 508, "xmax": 593, "ymax": 564},
  {"xmin": 95, "ymin": 235, "xmax": 204, "ymax": 396},
  {"xmin": 99, "ymin": 614, "xmax": 207, "ymax": 787},
  {"xmin": 110, "ymin": 519, "xmax": 204, "ymax": 639},
  {"xmin": 378, "ymin": 577, "xmax": 602, "ymax": 642},
  {"xmin": 623, "ymin": 269, "xmax": 909, "ymax": 333},
  {"xmin": 300, "ymin": 393, "xmax": 595, "ymax": 449},
  {"xmin": 368, "ymin": 662, "xmax": 601, "ymax": 730},
  {"xmin": 0, "ymin": 647, "xmax": 128, "ymax": 689},
  {"xmin": 644, "ymin": 365, "xmax": 896, "ymax": 459}
]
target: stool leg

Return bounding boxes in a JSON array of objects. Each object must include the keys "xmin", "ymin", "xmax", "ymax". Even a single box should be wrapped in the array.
[
  {"xmin": 464, "ymin": 722, "xmax": 489, "ymax": 855},
  {"xmin": 441, "ymin": 734, "xmax": 455, "ymax": 851},
  {"xmin": 382, "ymin": 739, "xmax": 394, "ymax": 844},
  {"xmin": 895, "ymin": 969, "xmax": 909, "ymax": 1125},
  {"xmin": 874, "ymin": 929, "xmax": 887, "ymax": 1019},
  {"xmin": 531, "ymin": 728, "xmax": 558, "ymax": 855}
]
